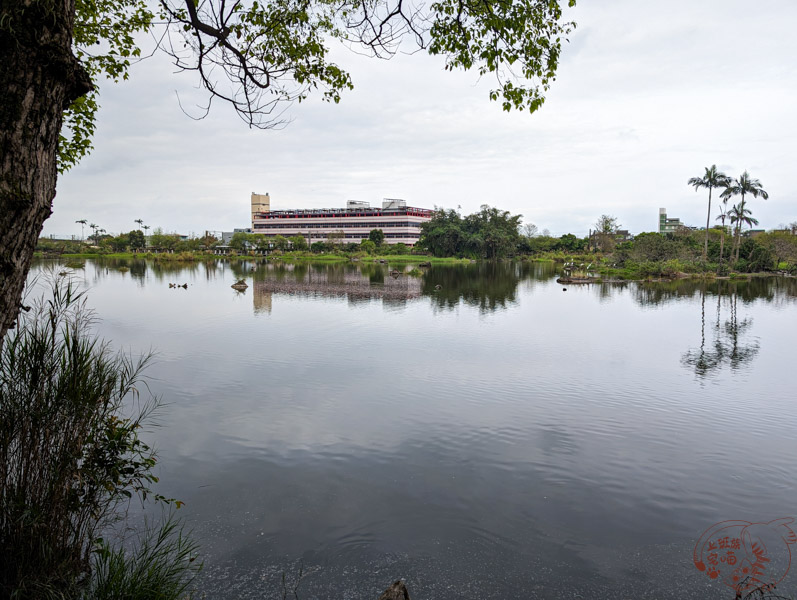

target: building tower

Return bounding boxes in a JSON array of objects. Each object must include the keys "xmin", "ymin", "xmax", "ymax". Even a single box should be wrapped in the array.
[
  {"xmin": 659, "ymin": 208, "xmax": 684, "ymax": 234},
  {"xmin": 251, "ymin": 192, "xmax": 270, "ymax": 228}
]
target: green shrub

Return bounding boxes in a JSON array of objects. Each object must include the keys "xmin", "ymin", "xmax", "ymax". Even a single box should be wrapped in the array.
[
  {"xmin": 661, "ymin": 259, "xmax": 684, "ymax": 276},
  {"xmin": 747, "ymin": 246, "xmax": 774, "ymax": 272}
]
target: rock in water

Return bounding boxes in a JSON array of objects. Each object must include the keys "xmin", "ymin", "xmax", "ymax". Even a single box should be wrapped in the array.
[{"xmin": 378, "ymin": 580, "xmax": 411, "ymax": 600}]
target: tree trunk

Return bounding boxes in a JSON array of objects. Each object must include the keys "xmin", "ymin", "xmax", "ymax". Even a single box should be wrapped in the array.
[
  {"xmin": 703, "ymin": 188, "xmax": 711, "ymax": 260},
  {"xmin": 0, "ymin": 0, "xmax": 91, "ymax": 341},
  {"xmin": 734, "ymin": 196, "xmax": 746, "ymax": 263}
]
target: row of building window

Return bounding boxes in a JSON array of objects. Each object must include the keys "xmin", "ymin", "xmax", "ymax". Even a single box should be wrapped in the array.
[
  {"xmin": 257, "ymin": 210, "xmax": 432, "ymax": 219},
  {"xmin": 254, "ymin": 222, "xmax": 421, "ymax": 230},
  {"xmin": 257, "ymin": 232, "xmax": 420, "ymax": 240}
]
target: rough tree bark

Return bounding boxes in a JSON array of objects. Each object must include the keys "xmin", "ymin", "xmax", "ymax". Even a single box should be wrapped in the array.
[{"xmin": 0, "ymin": 0, "xmax": 92, "ymax": 341}]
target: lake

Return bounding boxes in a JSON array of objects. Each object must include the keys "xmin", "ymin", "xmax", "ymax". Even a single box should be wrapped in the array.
[{"xmin": 28, "ymin": 258, "xmax": 797, "ymax": 599}]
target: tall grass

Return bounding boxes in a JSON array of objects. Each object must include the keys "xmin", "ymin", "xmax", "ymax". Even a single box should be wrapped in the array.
[
  {"xmin": 88, "ymin": 516, "xmax": 199, "ymax": 600},
  {"xmin": 0, "ymin": 276, "xmax": 198, "ymax": 599}
]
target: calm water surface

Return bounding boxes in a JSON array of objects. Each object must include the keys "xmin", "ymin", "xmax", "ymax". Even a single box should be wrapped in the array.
[{"xmin": 29, "ymin": 259, "xmax": 797, "ymax": 599}]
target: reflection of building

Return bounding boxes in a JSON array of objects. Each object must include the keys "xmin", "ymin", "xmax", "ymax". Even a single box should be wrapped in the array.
[
  {"xmin": 251, "ymin": 268, "xmax": 423, "ymax": 306},
  {"xmin": 252, "ymin": 198, "xmax": 433, "ymax": 245},
  {"xmin": 659, "ymin": 208, "xmax": 688, "ymax": 233},
  {"xmin": 252, "ymin": 287, "xmax": 273, "ymax": 314}
]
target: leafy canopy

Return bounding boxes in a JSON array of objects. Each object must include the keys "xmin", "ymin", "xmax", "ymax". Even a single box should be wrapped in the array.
[
  {"xmin": 419, "ymin": 205, "xmax": 522, "ymax": 258},
  {"xmin": 721, "ymin": 171, "xmax": 769, "ymax": 205},
  {"xmin": 688, "ymin": 165, "xmax": 729, "ymax": 193},
  {"xmin": 60, "ymin": 0, "xmax": 576, "ymax": 170}
]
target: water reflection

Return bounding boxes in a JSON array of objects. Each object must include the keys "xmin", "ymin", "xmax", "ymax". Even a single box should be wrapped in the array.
[
  {"xmin": 623, "ymin": 278, "xmax": 784, "ymax": 379},
  {"xmin": 632, "ymin": 277, "xmax": 796, "ymax": 307},
  {"xmin": 31, "ymin": 258, "xmax": 797, "ymax": 379},
  {"xmin": 246, "ymin": 260, "xmax": 558, "ymax": 314},
  {"xmin": 681, "ymin": 289, "xmax": 760, "ymax": 378},
  {"xmin": 422, "ymin": 262, "xmax": 522, "ymax": 312},
  {"xmin": 25, "ymin": 258, "xmax": 797, "ymax": 599},
  {"xmin": 250, "ymin": 263, "xmax": 423, "ymax": 307},
  {"xmin": 44, "ymin": 257, "xmax": 560, "ymax": 314}
]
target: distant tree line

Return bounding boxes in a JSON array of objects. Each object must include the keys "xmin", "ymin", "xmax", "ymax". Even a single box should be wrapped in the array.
[{"xmin": 37, "ymin": 201, "xmax": 797, "ymax": 274}]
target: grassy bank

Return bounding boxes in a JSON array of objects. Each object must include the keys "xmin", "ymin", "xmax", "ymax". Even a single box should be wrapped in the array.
[{"xmin": 40, "ymin": 250, "xmax": 469, "ymax": 264}]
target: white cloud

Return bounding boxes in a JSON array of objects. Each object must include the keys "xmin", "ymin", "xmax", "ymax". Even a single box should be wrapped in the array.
[{"xmin": 45, "ymin": 0, "xmax": 797, "ymax": 239}]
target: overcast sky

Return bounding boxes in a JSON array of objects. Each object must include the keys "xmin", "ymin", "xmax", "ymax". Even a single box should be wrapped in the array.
[{"xmin": 45, "ymin": 0, "xmax": 797, "ymax": 239}]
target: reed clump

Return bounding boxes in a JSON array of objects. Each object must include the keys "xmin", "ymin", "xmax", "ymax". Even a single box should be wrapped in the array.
[{"xmin": 0, "ymin": 276, "xmax": 199, "ymax": 599}]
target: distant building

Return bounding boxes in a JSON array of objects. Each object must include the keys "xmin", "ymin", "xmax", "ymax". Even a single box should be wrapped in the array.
[
  {"xmin": 221, "ymin": 228, "xmax": 252, "ymax": 245},
  {"xmin": 659, "ymin": 208, "xmax": 687, "ymax": 234},
  {"xmin": 251, "ymin": 198, "xmax": 433, "ymax": 245}
]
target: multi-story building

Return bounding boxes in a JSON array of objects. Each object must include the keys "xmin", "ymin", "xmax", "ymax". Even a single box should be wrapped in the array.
[
  {"xmin": 659, "ymin": 208, "xmax": 687, "ymax": 234},
  {"xmin": 251, "ymin": 198, "xmax": 433, "ymax": 245}
]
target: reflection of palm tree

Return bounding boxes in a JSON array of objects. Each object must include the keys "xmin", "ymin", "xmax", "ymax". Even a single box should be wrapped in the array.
[
  {"xmin": 721, "ymin": 172, "xmax": 768, "ymax": 261},
  {"xmin": 689, "ymin": 165, "xmax": 729, "ymax": 260},
  {"xmin": 725, "ymin": 292, "xmax": 758, "ymax": 370},
  {"xmin": 682, "ymin": 288, "xmax": 722, "ymax": 377},
  {"xmin": 681, "ymin": 285, "xmax": 759, "ymax": 378},
  {"xmin": 75, "ymin": 219, "xmax": 87, "ymax": 241}
]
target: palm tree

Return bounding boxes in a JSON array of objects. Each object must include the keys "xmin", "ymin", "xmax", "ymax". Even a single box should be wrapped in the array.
[
  {"xmin": 720, "ymin": 171, "xmax": 768, "ymax": 261},
  {"xmin": 75, "ymin": 219, "xmax": 87, "ymax": 241},
  {"xmin": 715, "ymin": 198, "xmax": 730, "ymax": 265},
  {"xmin": 134, "ymin": 219, "xmax": 144, "ymax": 230},
  {"xmin": 688, "ymin": 165, "xmax": 729, "ymax": 259},
  {"xmin": 89, "ymin": 223, "xmax": 98, "ymax": 244},
  {"xmin": 142, "ymin": 225, "xmax": 151, "ymax": 248},
  {"xmin": 729, "ymin": 203, "xmax": 759, "ymax": 258}
]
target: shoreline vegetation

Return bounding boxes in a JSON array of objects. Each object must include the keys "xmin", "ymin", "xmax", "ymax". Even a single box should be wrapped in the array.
[
  {"xmin": 36, "ymin": 231, "xmax": 797, "ymax": 284},
  {"xmin": 39, "ymin": 202, "xmax": 797, "ymax": 282},
  {"xmin": 37, "ymin": 248, "xmax": 795, "ymax": 279},
  {"xmin": 39, "ymin": 251, "xmax": 469, "ymax": 264}
]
